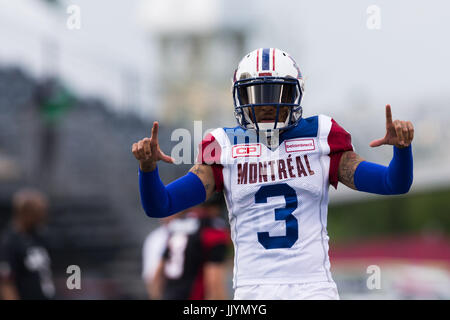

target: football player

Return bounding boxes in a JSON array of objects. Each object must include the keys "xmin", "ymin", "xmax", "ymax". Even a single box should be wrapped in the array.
[{"xmin": 132, "ymin": 48, "xmax": 414, "ymax": 299}]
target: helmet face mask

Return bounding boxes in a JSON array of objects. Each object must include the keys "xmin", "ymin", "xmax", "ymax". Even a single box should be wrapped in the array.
[
  {"xmin": 233, "ymin": 76, "xmax": 302, "ymax": 131},
  {"xmin": 232, "ymin": 48, "xmax": 304, "ymax": 132}
]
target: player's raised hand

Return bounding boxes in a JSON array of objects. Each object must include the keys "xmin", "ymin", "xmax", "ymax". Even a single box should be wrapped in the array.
[
  {"xmin": 369, "ymin": 104, "xmax": 414, "ymax": 148},
  {"xmin": 132, "ymin": 121, "xmax": 174, "ymax": 172}
]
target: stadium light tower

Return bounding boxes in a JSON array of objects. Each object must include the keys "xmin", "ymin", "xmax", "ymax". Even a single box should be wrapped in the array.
[{"xmin": 137, "ymin": 0, "xmax": 246, "ymax": 127}]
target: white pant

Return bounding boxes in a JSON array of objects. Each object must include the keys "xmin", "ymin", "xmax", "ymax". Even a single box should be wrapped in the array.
[{"xmin": 234, "ymin": 282, "xmax": 340, "ymax": 300}]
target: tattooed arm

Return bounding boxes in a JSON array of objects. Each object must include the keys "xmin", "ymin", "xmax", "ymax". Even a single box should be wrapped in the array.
[
  {"xmin": 337, "ymin": 151, "xmax": 365, "ymax": 190},
  {"xmin": 337, "ymin": 105, "xmax": 414, "ymax": 193},
  {"xmin": 189, "ymin": 164, "xmax": 216, "ymax": 201}
]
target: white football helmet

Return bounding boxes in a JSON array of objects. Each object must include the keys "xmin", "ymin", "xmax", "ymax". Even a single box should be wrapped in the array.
[{"xmin": 232, "ymin": 48, "xmax": 305, "ymax": 132}]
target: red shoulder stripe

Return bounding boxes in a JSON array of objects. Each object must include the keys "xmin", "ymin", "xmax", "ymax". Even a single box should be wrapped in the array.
[
  {"xmin": 328, "ymin": 119, "xmax": 353, "ymax": 189},
  {"xmin": 196, "ymin": 133, "xmax": 224, "ymax": 192}
]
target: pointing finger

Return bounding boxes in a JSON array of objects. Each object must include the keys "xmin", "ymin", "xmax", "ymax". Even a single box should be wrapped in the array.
[
  {"xmin": 385, "ymin": 104, "xmax": 393, "ymax": 126},
  {"xmin": 150, "ymin": 122, "xmax": 159, "ymax": 154},
  {"xmin": 151, "ymin": 121, "xmax": 159, "ymax": 143}
]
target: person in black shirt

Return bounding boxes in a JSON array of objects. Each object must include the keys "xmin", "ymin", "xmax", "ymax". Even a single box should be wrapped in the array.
[{"xmin": 0, "ymin": 189, "xmax": 55, "ymax": 300}]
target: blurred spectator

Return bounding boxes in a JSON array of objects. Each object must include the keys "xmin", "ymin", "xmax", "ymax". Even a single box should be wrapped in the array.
[
  {"xmin": 142, "ymin": 212, "xmax": 181, "ymax": 299},
  {"xmin": 0, "ymin": 188, "xmax": 55, "ymax": 300},
  {"xmin": 32, "ymin": 77, "xmax": 74, "ymax": 185},
  {"xmin": 152, "ymin": 196, "xmax": 230, "ymax": 300}
]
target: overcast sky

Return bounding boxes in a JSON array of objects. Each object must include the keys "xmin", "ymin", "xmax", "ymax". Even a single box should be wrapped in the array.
[{"xmin": 1, "ymin": 0, "xmax": 449, "ymax": 115}]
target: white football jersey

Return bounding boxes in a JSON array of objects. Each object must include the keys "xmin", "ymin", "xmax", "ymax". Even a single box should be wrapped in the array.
[{"xmin": 197, "ymin": 115, "xmax": 353, "ymax": 288}]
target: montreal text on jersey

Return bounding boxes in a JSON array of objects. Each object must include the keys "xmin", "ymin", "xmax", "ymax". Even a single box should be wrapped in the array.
[{"xmin": 237, "ymin": 154, "xmax": 315, "ymax": 184}]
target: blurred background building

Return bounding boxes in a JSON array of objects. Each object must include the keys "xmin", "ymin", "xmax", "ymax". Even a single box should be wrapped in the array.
[{"xmin": 0, "ymin": 0, "xmax": 449, "ymax": 299}]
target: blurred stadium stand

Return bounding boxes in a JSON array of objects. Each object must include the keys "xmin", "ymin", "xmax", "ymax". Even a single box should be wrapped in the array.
[{"xmin": 0, "ymin": 66, "xmax": 191, "ymax": 299}]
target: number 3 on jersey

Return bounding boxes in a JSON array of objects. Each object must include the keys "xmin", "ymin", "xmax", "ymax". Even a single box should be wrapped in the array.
[{"xmin": 256, "ymin": 183, "xmax": 299, "ymax": 249}]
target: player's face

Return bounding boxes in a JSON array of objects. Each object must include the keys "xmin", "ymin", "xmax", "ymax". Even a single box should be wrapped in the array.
[
  {"xmin": 20, "ymin": 200, "xmax": 48, "ymax": 229},
  {"xmin": 250, "ymin": 105, "xmax": 290, "ymax": 124}
]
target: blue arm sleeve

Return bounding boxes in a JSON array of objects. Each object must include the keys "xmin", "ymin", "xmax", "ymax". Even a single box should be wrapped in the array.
[
  {"xmin": 354, "ymin": 145, "xmax": 413, "ymax": 195},
  {"xmin": 139, "ymin": 166, "xmax": 206, "ymax": 218}
]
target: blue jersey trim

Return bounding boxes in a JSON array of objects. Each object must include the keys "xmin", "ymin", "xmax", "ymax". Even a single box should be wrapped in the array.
[
  {"xmin": 279, "ymin": 116, "xmax": 318, "ymax": 144},
  {"xmin": 222, "ymin": 116, "xmax": 318, "ymax": 147},
  {"xmin": 222, "ymin": 126, "xmax": 259, "ymax": 145}
]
